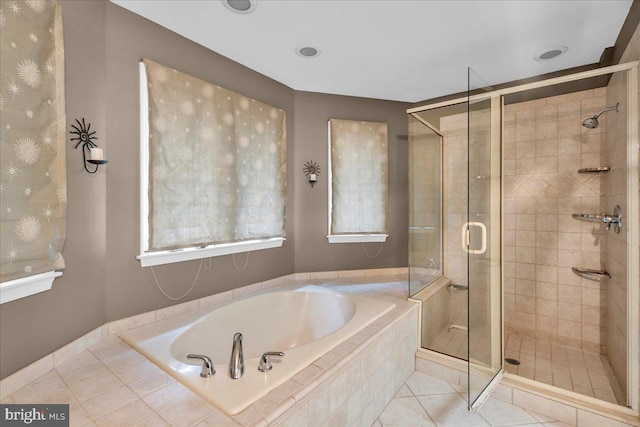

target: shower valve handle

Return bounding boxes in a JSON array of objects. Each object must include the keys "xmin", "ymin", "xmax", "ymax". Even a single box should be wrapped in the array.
[
  {"xmin": 187, "ymin": 353, "xmax": 215, "ymax": 378},
  {"xmin": 601, "ymin": 205, "xmax": 622, "ymax": 233}
]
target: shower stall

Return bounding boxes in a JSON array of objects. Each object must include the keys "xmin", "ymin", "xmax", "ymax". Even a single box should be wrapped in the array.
[{"xmin": 408, "ymin": 62, "xmax": 639, "ymax": 413}]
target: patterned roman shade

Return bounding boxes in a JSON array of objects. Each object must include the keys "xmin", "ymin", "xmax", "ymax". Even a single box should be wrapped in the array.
[
  {"xmin": 329, "ymin": 119, "xmax": 388, "ymax": 235},
  {"xmin": 0, "ymin": 0, "xmax": 67, "ymax": 282},
  {"xmin": 143, "ymin": 59, "xmax": 286, "ymax": 252}
]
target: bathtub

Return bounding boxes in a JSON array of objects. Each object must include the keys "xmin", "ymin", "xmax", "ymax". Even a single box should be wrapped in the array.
[{"xmin": 120, "ymin": 284, "xmax": 395, "ymax": 415}]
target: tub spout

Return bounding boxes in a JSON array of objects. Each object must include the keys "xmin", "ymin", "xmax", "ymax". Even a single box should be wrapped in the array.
[{"xmin": 229, "ymin": 332, "xmax": 244, "ymax": 379}]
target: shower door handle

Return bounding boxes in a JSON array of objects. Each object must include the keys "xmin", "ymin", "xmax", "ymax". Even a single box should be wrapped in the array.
[{"xmin": 461, "ymin": 222, "xmax": 486, "ymax": 255}]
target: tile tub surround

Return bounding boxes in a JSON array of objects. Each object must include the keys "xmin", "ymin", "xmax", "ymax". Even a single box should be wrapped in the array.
[{"xmin": 0, "ymin": 272, "xmax": 417, "ymax": 426}]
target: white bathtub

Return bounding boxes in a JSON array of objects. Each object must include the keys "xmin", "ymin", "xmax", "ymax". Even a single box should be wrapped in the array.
[{"xmin": 120, "ymin": 284, "xmax": 395, "ymax": 415}]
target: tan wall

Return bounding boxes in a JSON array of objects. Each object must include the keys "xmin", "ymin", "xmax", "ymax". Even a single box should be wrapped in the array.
[
  {"xmin": 0, "ymin": 0, "xmax": 108, "ymax": 380},
  {"xmin": 292, "ymin": 91, "xmax": 409, "ymax": 273},
  {"xmin": 0, "ymin": 1, "xmax": 409, "ymax": 379},
  {"xmin": 503, "ymin": 88, "xmax": 609, "ymax": 354}
]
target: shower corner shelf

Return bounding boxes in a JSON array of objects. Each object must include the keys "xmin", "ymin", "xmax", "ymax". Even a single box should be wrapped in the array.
[
  {"xmin": 578, "ymin": 167, "xmax": 610, "ymax": 173},
  {"xmin": 572, "ymin": 267, "xmax": 611, "ymax": 279}
]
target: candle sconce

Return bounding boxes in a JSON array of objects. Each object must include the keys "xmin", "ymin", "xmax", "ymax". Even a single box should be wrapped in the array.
[
  {"xmin": 303, "ymin": 161, "xmax": 321, "ymax": 188},
  {"xmin": 70, "ymin": 118, "xmax": 108, "ymax": 174}
]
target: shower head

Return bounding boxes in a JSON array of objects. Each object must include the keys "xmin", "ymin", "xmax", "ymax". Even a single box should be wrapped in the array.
[
  {"xmin": 581, "ymin": 103, "xmax": 620, "ymax": 129},
  {"xmin": 581, "ymin": 117, "xmax": 599, "ymax": 129}
]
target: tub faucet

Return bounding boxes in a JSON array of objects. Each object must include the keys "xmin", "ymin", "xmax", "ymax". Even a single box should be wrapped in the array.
[{"xmin": 229, "ymin": 332, "xmax": 244, "ymax": 380}]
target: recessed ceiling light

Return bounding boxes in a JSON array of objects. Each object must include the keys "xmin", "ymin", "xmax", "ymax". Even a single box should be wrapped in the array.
[
  {"xmin": 296, "ymin": 45, "xmax": 321, "ymax": 58},
  {"xmin": 223, "ymin": 0, "xmax": 257, "ymax": 14},
  {"xmin": 534, "ymin": 46, "xmax": 568, "ymax": 61}
]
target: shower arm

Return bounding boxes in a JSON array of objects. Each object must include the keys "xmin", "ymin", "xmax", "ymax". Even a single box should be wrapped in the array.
[{"xmin": 593, "ymin": 103, "xmax": 620, "ymax": 119}]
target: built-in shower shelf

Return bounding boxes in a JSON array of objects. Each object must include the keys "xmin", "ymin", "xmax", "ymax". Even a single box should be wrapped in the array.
[
  {"xmin": 578, "ymin": 167, "xmax": 610, "ymax": 173},
  {"xmin": 572, "ymin": 213, "xmax": 603, "ymax": 222},
  {"xmin": 572, "ymin": 267, "xmax": 611, "ymax": 279}
]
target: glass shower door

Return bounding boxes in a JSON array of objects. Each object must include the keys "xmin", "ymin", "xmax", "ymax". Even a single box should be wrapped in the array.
[{"xmin": 467, "ymin": 67, "xmax": 502, "ymax": 409}]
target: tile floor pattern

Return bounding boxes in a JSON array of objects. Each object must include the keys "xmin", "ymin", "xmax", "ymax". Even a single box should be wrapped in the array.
[
  {"xmin": 375, "ymin": 371, "xmax": 571, "ymax": 427},
  {"xmin": 504, "ymin": 333, "xmax": 624, "ymax": 405},
  {"xmin": 392, "ymin": 293, "xmax": 627, "ymax": 422},
  {"xmin": 424, "ymin": 327, "xmax": 624, "ymax": 406},
  {"xmin": 428, "ymin": 327, "xmax": 468, "ymax": 360}
]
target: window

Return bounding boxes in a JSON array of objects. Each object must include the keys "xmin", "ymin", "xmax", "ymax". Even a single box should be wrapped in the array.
[
  {"xmin": 327, "ymin": 119, "xmax": 388, "ymax": 243},
  {"xmin": 138, "ymin": 60, "xmax": 286, "ymax": 267}
]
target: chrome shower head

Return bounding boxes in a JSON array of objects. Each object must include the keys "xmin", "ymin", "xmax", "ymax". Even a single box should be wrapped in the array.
[
  {"xmin": 581, "ymin": 117, "xmax": 599, "ymax": 129},
  {"xmin": 581, "ymin": 103, "xmax": 620, "ymax": 129}
]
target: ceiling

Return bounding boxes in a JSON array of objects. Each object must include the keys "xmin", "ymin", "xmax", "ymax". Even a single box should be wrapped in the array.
[{"xmin": 111, "ymin": 0, "xmax": 633, "ymax": 103}]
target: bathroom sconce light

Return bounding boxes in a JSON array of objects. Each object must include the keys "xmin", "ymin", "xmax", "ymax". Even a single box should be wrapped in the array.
[
  {"xmin": 70, "ymin": 118, "xmax": 108, "ymax": 174},
  {"xmin": 303, "ymin": 161, "xmax": 321, "ymax": 188}
]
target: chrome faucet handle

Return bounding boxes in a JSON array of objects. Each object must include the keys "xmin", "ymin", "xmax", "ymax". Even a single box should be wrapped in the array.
[
  {"xmin": 187, "ymin": 354, "xmax": 215, "ymax": 378},
  {"xmin": 601, "ymin": 205, "xmax": 622, "ymax": 233},
  {"xmin": 258, "ymin": 351, "xmax": 284, "ymax": 372}
]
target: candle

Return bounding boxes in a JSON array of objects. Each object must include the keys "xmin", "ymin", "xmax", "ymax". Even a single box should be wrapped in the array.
[
  {"xmin": 90, "ymin": 148, "xmax": 103, "ymax": 161},
  {"xmin": 309, "ymin": 173, "xmax": 317, "ymax": 182}
]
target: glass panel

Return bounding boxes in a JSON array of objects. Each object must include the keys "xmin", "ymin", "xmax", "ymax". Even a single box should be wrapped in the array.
[
  {"xmin": 467, "ymin": 67, "xmax": 502, "ymax": 409},
  {"xmin": 409, "ymin": 104, "xmax": 468, "ymax": 360},
  {"xmin": 408, "ymin": 116, "xmax": 442, "ymax": 297}
]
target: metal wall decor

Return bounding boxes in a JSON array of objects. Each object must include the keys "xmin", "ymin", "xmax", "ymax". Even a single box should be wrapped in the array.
[
  {"xmin": 70, "ymin": 118, "xmax": 108, "ymax": 174},
  {"xmin": 303, "ymin": 161, "xmax": 321, "ymax": 188}
]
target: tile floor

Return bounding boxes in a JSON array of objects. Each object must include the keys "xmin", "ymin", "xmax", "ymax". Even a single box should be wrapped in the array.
[
  {"xmin": 504, "ymin": 333, "xmax": 624, "ymax": 405},
  {"xmin": 375, "ymin": 370, "xmax": 569, "ymax": 427},
  {"xmin": 426, "ymin": 324, "xmax": 494, "ymax": 365},
  {"xmin": 428, "ymin": 327, "xmax": 468, "ymax": 360},
  {"xmin": 424, "ymin": 326, "xmax": 624, "ymax": 406}
]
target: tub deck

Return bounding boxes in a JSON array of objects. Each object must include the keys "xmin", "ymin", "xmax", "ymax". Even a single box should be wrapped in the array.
[
  {"xmin": 1, "ymin": 272, "xmax": 416, "ymax": 426},
  {"xmin": 119, "ymin": 284, "xmax": 397, "ymax": 415}
]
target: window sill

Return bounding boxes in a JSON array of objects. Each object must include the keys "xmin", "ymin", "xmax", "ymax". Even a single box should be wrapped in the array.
[
  {"xmin": 0, "ymin": 271, "xmax": 63, "ymax": 304},
  {"xmin": 137, "ymin": 237, "xmax": 285, "ymax": 267},
  {"xmin": 327, "ymin": 234, "xmax": 388, "ymax": 244}
]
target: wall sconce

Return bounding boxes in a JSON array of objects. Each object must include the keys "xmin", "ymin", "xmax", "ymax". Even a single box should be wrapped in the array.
[
  {"xmin": 70, "ymin": 118, "xmax": 108, "ymax": 174},
  {"xmin": 303, "ymin": 161, "xmax": 321, "ymax": 188}
]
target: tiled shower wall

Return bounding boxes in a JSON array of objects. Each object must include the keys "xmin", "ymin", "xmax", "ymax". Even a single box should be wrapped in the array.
[
  {"xmin": 503, "ymin": 88, "xmax": 609, "ymax": 354},
  {"xmin": 617, "ymin": 22, "xmax": 639, "ymax": 410},
  {"xmin": 605, "ymin": 67, "xmax": 631, "ymax": 395}
]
